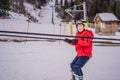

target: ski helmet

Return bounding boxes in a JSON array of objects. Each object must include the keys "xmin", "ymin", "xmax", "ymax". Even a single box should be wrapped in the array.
[{"xmin": 76, "ymin": 20, "xmax": 85, "ymax": 27}]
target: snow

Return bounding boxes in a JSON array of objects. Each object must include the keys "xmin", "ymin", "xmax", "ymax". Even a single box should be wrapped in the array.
[
  {"xmin": 0, "ymin": 1, "xmax": 120, "ymax": 80},
  {"xmin": 97, "ymin": 13, "xmax": 119, "ymax": 21},
  {"xmin": 0, "ymin": 42, "xmax": 73, "ymax": 80}
]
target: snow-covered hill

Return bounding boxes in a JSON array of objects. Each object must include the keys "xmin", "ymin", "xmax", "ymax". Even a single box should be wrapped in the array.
[{"xmin": 0, "ymin": 1, "xmax": 120, "ymax": 80}]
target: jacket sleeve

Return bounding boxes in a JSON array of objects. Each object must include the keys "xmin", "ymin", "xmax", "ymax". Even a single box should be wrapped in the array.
[{"xmin": 77, "ymin": 31, "xmax": 94, "ymax": 47}]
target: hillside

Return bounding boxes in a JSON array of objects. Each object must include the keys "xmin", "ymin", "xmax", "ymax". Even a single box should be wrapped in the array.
[
  {"xmin": 55, "ymin": 0, "xmax": 120, "ymax": 21},
  {"xmin": 0, "ymin": 0, "xmax": 120, "ymax": 22},
  {"xmin": 0, "ymin": 1, "xmax": 120, "ymax": 80}
]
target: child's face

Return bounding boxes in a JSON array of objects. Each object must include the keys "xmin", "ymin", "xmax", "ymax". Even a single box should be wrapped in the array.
[{"xmin": 77, "ymin": 24, "xmax": 84, "ymax": 32}]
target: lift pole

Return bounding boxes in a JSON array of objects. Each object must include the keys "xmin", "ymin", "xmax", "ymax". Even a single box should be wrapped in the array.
[{"xmin": 65, "ymin": 2, "xmax": 87, "ymax": 21}]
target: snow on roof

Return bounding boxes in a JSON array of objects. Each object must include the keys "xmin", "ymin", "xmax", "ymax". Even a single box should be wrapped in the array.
[{"xmin": 96, "ymin": 13, "xmax": 119, "ymax": 22}]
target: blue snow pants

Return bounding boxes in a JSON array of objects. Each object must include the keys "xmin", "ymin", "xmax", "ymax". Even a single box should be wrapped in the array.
[{"xmin": 70, "ymin": 56, "xmax": 89, "ymax": 76}]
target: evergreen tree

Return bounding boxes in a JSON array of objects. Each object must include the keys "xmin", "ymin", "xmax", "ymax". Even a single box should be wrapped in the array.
[
  {"xmin": 55, "ymin": 0, "xmax": 58, "ymax": 5},
  {"xmin": 0, "ymin": 0, "xmax": 10, "ymax": 17},
  {"xmin": 114, "ymin": 1, "xmax": 120, "ymax": 19},
  {"xmin": 11, "ymin": 0, "xmax": 25, "ymax": 14},
  {"xmin": 60, "ymin": 0, "xmax": 63, "ymax": 7},
  {"xmin": 60, "ymin": 0, "xmax": 71, "ymax": 20},
  {"xmin": 0, "ymin": 0, "xmax": 10, "ymax": 10}
]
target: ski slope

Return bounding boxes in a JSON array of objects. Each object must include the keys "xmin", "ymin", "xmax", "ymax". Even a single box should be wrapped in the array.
[{"xmin": 0, "ymin": 1, "xmax": 120, "ymax": 80}]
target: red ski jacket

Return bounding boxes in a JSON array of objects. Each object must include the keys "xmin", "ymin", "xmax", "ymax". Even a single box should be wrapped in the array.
[{"xmin": 71, "ymin": 30, "xmax": 94, "ymax": 58}]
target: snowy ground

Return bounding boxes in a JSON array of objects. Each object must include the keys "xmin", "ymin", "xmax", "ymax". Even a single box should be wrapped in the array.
[{"xmin": 0, "ymin": 1, "xmax": 120, "ymax": 80}]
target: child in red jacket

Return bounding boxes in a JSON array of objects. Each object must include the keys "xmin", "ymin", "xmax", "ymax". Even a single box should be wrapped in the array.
[{"xmin": 64, "ymin": 20, "xmax": 94, "ymax": 80}]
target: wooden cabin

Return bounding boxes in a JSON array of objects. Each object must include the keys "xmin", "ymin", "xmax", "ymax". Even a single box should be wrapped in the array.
[{"xmin": 93, "ymin": 13, "xmax": 119, "ymax": 36}]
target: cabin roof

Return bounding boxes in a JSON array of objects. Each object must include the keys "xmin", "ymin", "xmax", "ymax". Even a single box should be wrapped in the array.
[{"xmin": 94, "ymin": 13, "xmax": 119, "ymax": 22}]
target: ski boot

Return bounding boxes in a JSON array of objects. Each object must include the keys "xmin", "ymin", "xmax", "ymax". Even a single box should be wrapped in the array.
[
  {"xmin": 75, "ymin": 76, "xmax": 83, "ymax": 80},
  {"xmin": 70, "ymin": 70, "xmax": 83, "ymax": 80}
]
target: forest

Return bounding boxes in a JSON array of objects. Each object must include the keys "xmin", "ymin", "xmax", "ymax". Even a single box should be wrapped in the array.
[{"xmin": 0, "ymin": 0, "xmax": 120, "ymax": 22}]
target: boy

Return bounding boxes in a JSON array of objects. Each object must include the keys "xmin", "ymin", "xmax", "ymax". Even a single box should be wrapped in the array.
[{"xmin": 64, "ymin": 20, "xmax": 94, "ymax": 80}]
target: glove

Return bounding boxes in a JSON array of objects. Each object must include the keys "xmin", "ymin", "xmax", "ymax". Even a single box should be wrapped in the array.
[
  {"xmin": 64, "ymin": 38, "xmax": 72, "ymax": 43},
  {"xmin": 72, "ymin": 39, "xmax": 78, "ymax": 44}
]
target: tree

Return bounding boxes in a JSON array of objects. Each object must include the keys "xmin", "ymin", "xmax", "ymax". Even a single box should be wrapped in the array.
[
  {"xmin": 60, "ymin": 0, "xmax": 63, "ymax": 7},
  {"xmin": 0, "ymin": 0, "xmax": 10, "ymax": 10},
  {"xmin": 0, "ymin": 0, "xmax": 11, "ymax": 17},
  {"xmin": 114, "ymin": 1, "xmax": 120, "ymax": 19},
  {"xmin": 11, "ymin": 0, "xmax": 25, "ymax": 14},
  {"xmin": 55, "ymin": 0, "xmax": 58, "ymax": 5}
]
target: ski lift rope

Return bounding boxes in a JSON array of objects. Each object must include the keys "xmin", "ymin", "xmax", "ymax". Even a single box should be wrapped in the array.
[{"xmin": 0, "ymin": 30, "xmax": 120, "ymax": 41}]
